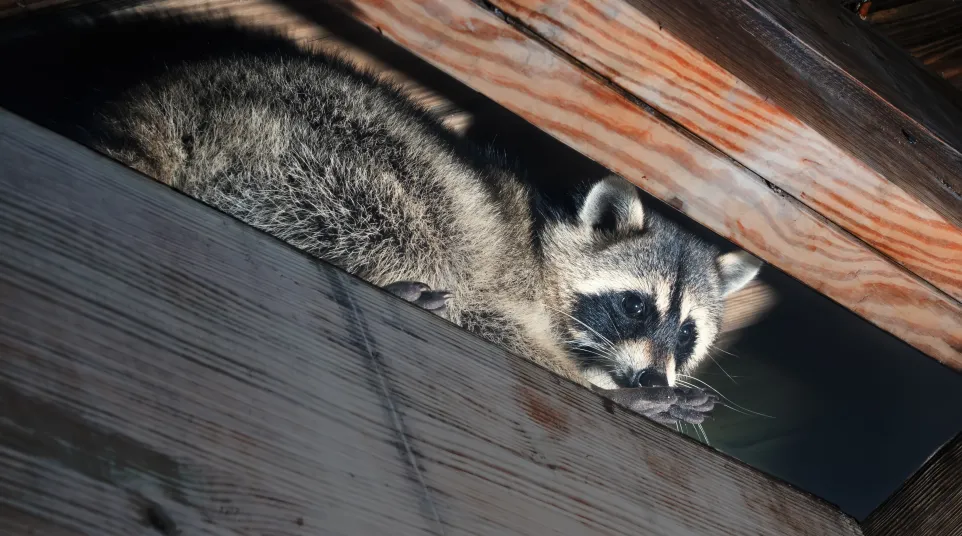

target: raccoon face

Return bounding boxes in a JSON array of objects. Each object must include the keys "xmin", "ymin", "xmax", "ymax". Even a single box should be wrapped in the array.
[{"xmin": 543, "ymin": 176, "xmax": 761, "ymax": 389}]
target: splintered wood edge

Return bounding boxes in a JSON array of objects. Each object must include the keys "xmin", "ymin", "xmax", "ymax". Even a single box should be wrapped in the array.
[
  {"xmin": 493, "ymin": 0, "xmax": 962, "ymax": 304},
  {"xmin": 0, "ymin": 108, "xmax": 863, "ymax": 535},
  {"xmin": 336, "ymin": 0, "xmax": 962, "ymax": 369}
]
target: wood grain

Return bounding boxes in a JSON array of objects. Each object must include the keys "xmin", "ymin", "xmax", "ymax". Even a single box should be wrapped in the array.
[
  {"xmin": 862, "ymin": 432, "xmax": 962, "ymax": 536},
  {"xmin": 0, "ymin": 109, "xmax": 864, "ymax": 535},
  {"xmin": 609, "ymin": 0, "xmax": 962, "ymax": 233},
  {"xmin": 490, "ymin": 0, "xmax": 962, "ymax": 304},
  {"xmin": 316, "ymin": 0, "xmax": 962, "ymax": 367}
]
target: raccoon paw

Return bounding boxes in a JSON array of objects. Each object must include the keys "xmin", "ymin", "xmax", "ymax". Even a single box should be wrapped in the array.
[
  {"xmin": 600, "ymin": 386, "xmax": 716, "ymax": 425},
  {"xmin": 383, "ymin": 281, "xmax": 453, "ymax": 315},
  {"xmin": 600, "ymin": 386, "xmax": 678, "ymax": 417},
  {"xmin": 657, "ymin": 387, "xmax": 717, "ymax": 425}
]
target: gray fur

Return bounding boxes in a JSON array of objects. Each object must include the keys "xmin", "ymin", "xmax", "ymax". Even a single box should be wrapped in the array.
[{"xmin": 2, "ymin": 20, "xmax": 761, "ymax": 396}]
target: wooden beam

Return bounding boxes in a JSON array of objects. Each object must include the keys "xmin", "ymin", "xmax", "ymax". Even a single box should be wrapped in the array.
[
  {"xmin": 862, "ymin": 432, "xmax": 962, "ymax": 536},
  {"xmin": 487, "ymin": 0, "xmax": 962, "ymax": 304},
  {"xmin": 615, "ymin": 0, "xmax": 962, "ymax": 232},
  {"xmin": 305, "ymin": 0, "xmax": 962, "ymax": 367},
  {"xmin": 0, "ymin": 108, "xmax": 864, "ymax": 535}
]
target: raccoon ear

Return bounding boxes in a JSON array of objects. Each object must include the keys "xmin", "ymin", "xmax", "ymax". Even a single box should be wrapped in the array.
[
  {"xmin": 716, "ymin": 250, "xmax": 763, "ymax": 297},
  {"xmin": 578, "ymin": 176, "xmax": 645, "ymax": 233}
]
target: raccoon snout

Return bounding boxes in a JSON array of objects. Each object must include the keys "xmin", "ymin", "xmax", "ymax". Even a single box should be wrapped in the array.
[{"xmin": 631, "ymin": 369, "xmax": 669, "ymax": 388}]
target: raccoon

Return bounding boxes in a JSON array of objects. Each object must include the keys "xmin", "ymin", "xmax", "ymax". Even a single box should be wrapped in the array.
[{"xmin": 0, "ymin": 14, "xmax": 761, "ymax": 424}]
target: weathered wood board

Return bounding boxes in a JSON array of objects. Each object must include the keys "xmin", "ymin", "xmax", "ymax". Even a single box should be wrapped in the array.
[
  {"xmin": 862, "ymin": 432, "xmax": 962, "ymax": 536},
  {"xmin": 313, "ymin": 0, "xmax": 962, "ymax": 368},
  {"xmin": 617, "ymin": 0, "xmax": 962, "ymax": 233},
  {"xmin": 0, "ymin": 109, "xmax": 865, "ymax": 535}
]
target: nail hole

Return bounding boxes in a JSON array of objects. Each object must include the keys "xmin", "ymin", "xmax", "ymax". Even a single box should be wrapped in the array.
[{"xmin": 901, "ymin": 128, "xmax": 917, "ymax": 145}]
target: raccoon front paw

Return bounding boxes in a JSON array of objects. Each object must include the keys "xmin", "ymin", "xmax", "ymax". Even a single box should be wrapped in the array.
[
  {"xmin": 383, "ymin": 281, "xmax": 453, "ymax": 316},
  {"xmin": 653, "ymin": 387, "xmax": 717, "ymax": 426},
  {"xmin": 600, "ymin": 386, "xmax": 716, "ymax": 425}
]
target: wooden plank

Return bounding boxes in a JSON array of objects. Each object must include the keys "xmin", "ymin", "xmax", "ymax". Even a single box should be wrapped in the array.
[
  {"xmin": 606, "ymin": 0, "xmax": 962, "ymax": 233},
  {"xmin": 862, "ymin": 432, "xmax": 962, "ymax": 536},
  {"xmin": 0, "ymin": 108, "xmax": 864, "ymax": 535},
  {"xmin": 487, "ymin": 0, "xmax": 962, "ymax": 303},
  {"xmin": 294, "ymin": 0, "xmax": 962, "ymax": 367}
]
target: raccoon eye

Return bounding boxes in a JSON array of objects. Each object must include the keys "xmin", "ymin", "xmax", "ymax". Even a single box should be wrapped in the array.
[
  {"xmin": 622, "ymin": 294, "xmax": 645, "ymax": 318},
  {"xmin": 677, "ymin": 322, "xmax": 696, "ymax": 347}
]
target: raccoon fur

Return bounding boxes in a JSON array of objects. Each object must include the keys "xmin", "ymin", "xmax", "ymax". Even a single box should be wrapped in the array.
[{"xmin": 0, "ymin": 14, "xmax": 762, "ymax": 423}]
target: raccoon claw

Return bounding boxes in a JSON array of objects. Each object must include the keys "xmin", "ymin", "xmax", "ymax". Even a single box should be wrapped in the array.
[
  {"xmin": 384, "ymin": 281, "xmax": 453, "ymax": 315},
  {"xmin": 673, "ymin": 387, "xmax": 712, "ymax": 408},
  {"xmin": 667, "ymin": 405, "xmax": 707, "ymax": 424},
  {"xmin": 655, "ymin": 388, "xmax": 717, "ymax": 425}
]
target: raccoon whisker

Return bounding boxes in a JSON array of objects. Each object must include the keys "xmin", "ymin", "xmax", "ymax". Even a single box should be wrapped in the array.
[
  {"xmin": 602, "ymin": 306, "xmax": 625, "ymax": 341},
  {"xmin": 675, "ymin": 379, "xmax": 700, "ymax": 391},
  {"xmin": 712, "ymin": 346, "xmax": 743, "ymax": 360},
  {"xmin": 684, "ymin": 422, "xmax": 698, "ymax": 443},
  {"xmin": 697, "ymin": 423, "xmax": 711, "ymax": 446},
  {"xmin": 567, "ymin": 345, "xmax": 619, "ymax": 367},
  {"xmin": 565, "ymin": 341, "xmax": 622, "ymax": 371},
  {"xmin": 545, "ymin": 304, "xmax": 619, "ymax": 353},
  {"xmin": 565, "ymin": 334, "xmax": 619, "ymax": 358},
  {"xmin": 677, "ymin": 375, "xmax": 775, "ymax": 419},
  {"xmin": 565, "ymin": 338, "xmax": 616, "ymax": 356},
  {"xmin": 706, "ymin": 349, "xmax": 738, "ymax": 385},
  {"xmin": 715, "ymin": 402, "xmax": 775, "ymax": 419},
  {"xmin": 686, "ymin": 422, "xmax": 697, "ymax": 442},
  {"xmin": 564, "ymin": 339, "xmax": 614, "ymax": 357}
]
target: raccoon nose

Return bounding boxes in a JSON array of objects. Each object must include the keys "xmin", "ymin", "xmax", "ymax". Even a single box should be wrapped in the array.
[{"xmin": 632, "ymin": 369, "xmax": 669, "ymax": 388}]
